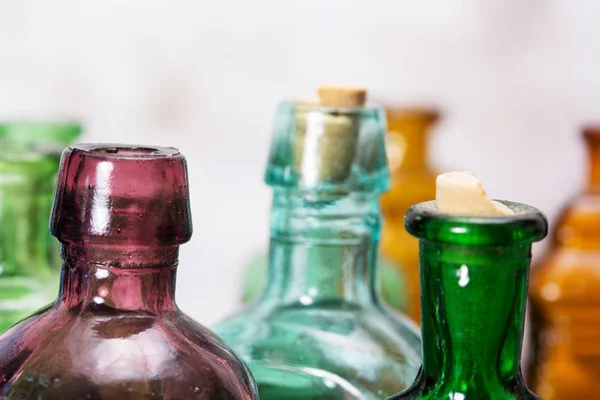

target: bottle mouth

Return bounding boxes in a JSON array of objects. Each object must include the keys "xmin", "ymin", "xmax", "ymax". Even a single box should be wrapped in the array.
[
  {"xmin": 265, "ymin": 101, "xmax": 389, "ymax": 193},
  {"xmin": 74, "ymin": 144, "xmax": 180, "ymax": 159},
  {"xmin": 405, "ymin": 200, "xmax": 548, "ymax": 246},
  {"xmin": 51, "ymin": 143, "xmax": 192, "ymax": 246},
  {"xmin": 291, "ymin": 100, "xmax": 382, "ymax": 115}
]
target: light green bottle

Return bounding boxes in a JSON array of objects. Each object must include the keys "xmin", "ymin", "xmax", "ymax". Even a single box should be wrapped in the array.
[
  {"xmin": 0, "ymin": 122, "xmax": 81, "ymax": 332},
  {"xmin": 214, "ymin": 97, "xmax": 421, "ymax": 399}
]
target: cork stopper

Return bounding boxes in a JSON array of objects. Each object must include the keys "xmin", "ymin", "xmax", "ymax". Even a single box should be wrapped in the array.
[
  {"xmin": 317, "ymin": 85, "xmax": 367, "ymax": 108},
  {"xmin": 291, "ymin": 85, "xmax": 369, "ymax": 185},
  {"xmin": 436, "ymin": 171, "xmax": 514, "ymax": 216}
]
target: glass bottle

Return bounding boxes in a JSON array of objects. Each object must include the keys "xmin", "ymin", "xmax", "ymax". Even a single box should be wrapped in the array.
[
  {"xmin": 388, "ymin": 200, "xmax": 547, "ymax": 400},
  {"xmin": 0, "ymin": 122, "xmax": 81, "ymax": 333},
  {"xmin": 528, "ymin": 125, "xmax": 600, "ymax": 399},
  {"xmin": 215, "ymin": 101, "xmax": 422, "ymax": 400},
  {"xmin": 239, "ymin": 107, "xmax": 442, "ymax": 312},
  {"xmin": 0, "ymin": 144, "xmax": 258, "ymax": 399},
  {"xmin": 380, "ymin": 108, "xmax": 440, "ymax": 324}
]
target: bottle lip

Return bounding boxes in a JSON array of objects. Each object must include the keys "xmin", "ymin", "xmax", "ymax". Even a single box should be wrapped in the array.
[
  {"xmin": 51, "ymin": 143, "xmax": 192, "ymax": 247},
  {"xmin": 583, "ymin": 125, "xmax": 600, "ymax": 140},
  {"xmin": 281, "ymin": 100, "xmax": 384, "ymax": 116},
  {"xmin": 385, "ymin": 107, "xmax": 441, "ymax": 123},
  {"xmin": 70, "ymin": 143, "xmax": 181, "ymax": 160},
  {"xmin": 265, "ymin": 101, "xmax": 389, "ymax": 192},
  {"xmin": 405, "ymin": 200, "xmax": 548, "ymax": 246}
]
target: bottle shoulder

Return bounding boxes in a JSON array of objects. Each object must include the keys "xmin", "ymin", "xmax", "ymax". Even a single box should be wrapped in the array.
[
  {"xmin": 214, "ymin": 302, "xmax": 421, "ymax": 397},
  {"xmin": 217, "ymin": 301, "xmax": 420, "ymax": 344},
  {"xmin": 241, "ymin": 252, "xmax": 409, "ymax": 312},
  {"xmin": 388, "ymin": 369, "xmax": 540, "ymax": 400},
  {"xmin": 530, "ymin": 249, "xmax": 600, "ymax": 305},
  {"xmin": 529, "ymin": 192, "xmax": 600, "ymax": 303},
  {"xmin": 546, "ymin": 193, "xmax": 600, "ymax": 245},
  {"xmin": 390, "ymin": 383, "xmax": 540, "ymax": 400},
  {"xmin": 0, "ymin": 305, "xmax": 257, "ymax": 399}
]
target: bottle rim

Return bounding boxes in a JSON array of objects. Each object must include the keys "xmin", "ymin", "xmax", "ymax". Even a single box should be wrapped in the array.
[
  {"xmin": 405, "ymin": 200, "xmax": 548, "ymax": 246},
  {"xmin": 70, "ymin": 143, "xmax": 181, "ymax": 160}
]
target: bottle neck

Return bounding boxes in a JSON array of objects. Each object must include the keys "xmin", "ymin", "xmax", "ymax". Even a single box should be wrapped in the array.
[
  {"xmin": 387, "ymin": 124, "xmax": 430, "ymax": 170},
  {"xmin": 262, "ymin": 189, "xmax": 381, "ymax": 307},
  {"xmin": 419, "ymin": 241, "xmax": 530, "ymax": 389},
  {"xmin": 587, "ymin": 136, "xmax": 600, "ymax": 191},
  {"xmin": 57, "ymin": 244, "xmax": 179, "ymax": 314}
]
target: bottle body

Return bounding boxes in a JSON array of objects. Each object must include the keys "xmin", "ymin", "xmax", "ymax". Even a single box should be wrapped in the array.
[
  {"xmin": 528, "ymin": 126, "xmax": 600, "ymax": 399},
  {"xmin": 0, "ymin": 263, "xmax": 256, "ymax": 399},
  {"xmin": 379, "ymin": 108, "xmax": 440, "ymax": 323},
  {"xmin": 217, "ymin": 301, "xmax": 419, "ymax": 399},
  {"xmin": 215, "ymin": 228, "xmax": 420, "ymax": 400},
  {"xmin": 0, "ymin": 144, "xmax": 258, "ymax": 399},
  {"xmin": 389, "ymin": 201, "xmax": 547, "ymax": 400},
  {"xmin": 528, "ymin": 240, "xmax": 600, "ymax": 399},
  {"xmin": 0, "ymin": 123, "xmax": 81, "ymax": 333}
]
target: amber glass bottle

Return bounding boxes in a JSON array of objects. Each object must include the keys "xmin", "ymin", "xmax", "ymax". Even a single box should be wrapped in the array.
[
  {"xmin": 528, "ymin": 125, "xmax": 600, "ymax": 399},
  {"xmin": 380, "ymin": 107, "xmax": 440, "ymax": 323}
]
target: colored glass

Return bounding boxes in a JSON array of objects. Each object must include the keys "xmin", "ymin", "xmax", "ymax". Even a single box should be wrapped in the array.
[
  {"xmin": 241, "ymin": 251, "xmax": 407, "ymax": 311},
  {"xmin": 380, "ymin": 108, "xmax": 441, "ymax": 324},
  {"xmin": 388, "ymin": 200, "xmax": 547, "ymax": 400},
  {"xmin": 239, "ymin": 106, "xmax": 443, "ymax": 313},
  {"xmin": 528, "ymin": 125, "xmax": 600, "ymax": 399},
  {"xmin": 215, "ymin": 101, "xmax": 421, "ymax": 399},
  {"xmin": 0, "ymin": 122, "xmax": 81, "ymax": 333},
  {"xmin": 0, "ymin": 144, "xmax": 258, "ymax": 399}
]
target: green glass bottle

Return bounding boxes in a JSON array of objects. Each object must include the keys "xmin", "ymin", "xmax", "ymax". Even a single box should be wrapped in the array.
[
  {"xmin": 214, "ymin": 97, "xmax": 421, "ymax": 399},
  {"xmin": 0, "ymin": 121, "xmax": 81, "ymax": 332},
  {"xmin": 388, "ymin": 200, "xmax": 548, "ymax": 400}
]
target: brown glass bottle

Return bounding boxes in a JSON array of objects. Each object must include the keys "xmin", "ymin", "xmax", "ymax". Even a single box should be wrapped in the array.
[
  {"xmin": 380, "ymin": 107, "xmax": 440, "ymax": 324},
  {"xmin": 528, "ymin": 125, "xmax": 600, "ymax": 399}
]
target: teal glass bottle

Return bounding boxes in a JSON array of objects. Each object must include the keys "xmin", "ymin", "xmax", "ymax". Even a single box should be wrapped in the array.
[
  {"xmin": 214, "ymin": 100, "xmax": 421, "ymax": 399},
  {"xmin": 0, "ymin": 121, "xmax": 81, "ymax": 332},
  {"xmin": 388, "ymin": 200, "xmax": 548, "ymax": 400}
]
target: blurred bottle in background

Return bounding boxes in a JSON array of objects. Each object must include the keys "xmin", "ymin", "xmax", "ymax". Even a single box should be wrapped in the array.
[
  {"xmin": 0, "ymin": 121, "xmax": 81, "ymax": 333},
  {"xmin": 528, "ymin": 125, "xmax": 600, "ymax": 399},
  {"xmin": 380, "ymin": 107, "xmax": 441, "ymax": 324}
]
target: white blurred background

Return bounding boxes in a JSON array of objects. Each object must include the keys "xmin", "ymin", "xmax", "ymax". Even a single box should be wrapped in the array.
[{"xmin": 1, "ymin": 0, "xmax": 600, "ymax": 324}]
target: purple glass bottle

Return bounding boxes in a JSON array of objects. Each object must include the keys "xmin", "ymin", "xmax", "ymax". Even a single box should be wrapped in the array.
[{"xmin": 0, "ymin": 144, "xmax": 258, "ymax": 399}]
